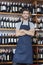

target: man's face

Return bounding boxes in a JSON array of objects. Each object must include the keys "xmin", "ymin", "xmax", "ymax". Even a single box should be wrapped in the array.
[{"xmin": 22, "ymin": 11, "xmax": 30, "ymax": 20}]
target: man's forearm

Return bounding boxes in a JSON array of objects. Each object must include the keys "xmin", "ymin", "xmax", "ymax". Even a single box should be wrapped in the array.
[
  {"xmin": 15, "ymin": 29, "xmax": 25, "ymax": 36},
  {"xmin": 15, "ymin": 29, "xmax": 35, "ymax": 36},
  {"xmin": 23, "ymin": 29, "xmax": 35, "ymax": 36}
]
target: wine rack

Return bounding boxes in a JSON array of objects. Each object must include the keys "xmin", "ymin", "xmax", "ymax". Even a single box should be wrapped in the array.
[{"xmin": 0, "ymin": 0, "xmax": 43, "ymax": 65}]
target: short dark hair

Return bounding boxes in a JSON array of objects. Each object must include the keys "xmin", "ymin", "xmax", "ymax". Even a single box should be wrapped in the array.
[{"xmin": 21, "ymin": 8, "xmax": 30, "ymax": 13}]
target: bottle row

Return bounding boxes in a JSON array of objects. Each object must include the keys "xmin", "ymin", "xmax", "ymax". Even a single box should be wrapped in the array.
[
  {"xmin": 33, "ymin": 38, "xmax": 43, "ymax": 44},
  {"xmin": 0, "ymin": 36, "xmax": 17, "ymax": 44},
  {"xmin": 0, "ymin": 17, "xmax": 20, "ymax": 28},
  {"xmin": 0, "ymin": 16, "xmax": 43, "ymax": 29},
  {"xmin": 0, "ymin": 48, "xmax": 13, "ymax": 62},
  {"xmin": 38, "ymin": 47, "xmax": 43, "ymax": 54},
  {"xmin": 34, "ymin": 23, "xmax": 43, "ymax": 29},
  {"xmin": 33, "ymin": 54, "xmax": 43, "ymax": 60},
  {"xmin": 33, "ymin": 47, "xmax": 43, "ymax": 54},
  {"xmin": 0, "ymin": 33, "xmax": 17, "ymax": 44},
  {"xmin": 0, "ymin": 1, "xmax": 43, "ymax": 14}
]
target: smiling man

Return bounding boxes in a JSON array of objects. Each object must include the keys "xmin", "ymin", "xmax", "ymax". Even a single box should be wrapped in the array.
[{"xmin": 13, "ymin": 8, "xmax": 35, "ymax": 65}]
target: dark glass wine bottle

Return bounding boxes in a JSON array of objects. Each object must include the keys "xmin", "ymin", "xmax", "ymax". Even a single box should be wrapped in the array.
[
  {"xmin": 1, "ymin": 17, "xmax": 4, "ymax": 28},
  {"xmin": 6, "ymin": 2, "xmax": 10, "ymax": 12},
  {"xmin": 18, "ymin": 2, "xmax": 22, "ymax": 13},
  {"xmin": 9, "ymin": 18, "xmax": 13, "ymax": 28},
  {"xmin": 0, "ymin": 2, "xmax": 1, "ymax": 12},
  {"xmin": 37, "ymin": 5, "xmax": 41, "ymax": 14},
  {"xmin": 21, "ymin": 3, "xmax": 24, "ymax": 9},
  {"xmin": 10, "ymin": 2, "xmax": 13, "ymax": 13},
  {"xmin": 12, "ymin": 2, "xmax": 15, "ymax": 13},
  {"xmin": 6, "ymin": 17, "xmax": 9, "ymax": 28},
  {"xmin": 3, "ymin": 17, "xmax": 6, "ymax": 28},
  {"xmin": 1, "ymin": 2, "xmax": 7, "ymax": 12},
  {"xmin": 0, "ymin": 17, "xmax": 1, "ymax": 28},
  {"xmin": 41, "ymin": 4, "xmax": 43, "ymax": 14}
]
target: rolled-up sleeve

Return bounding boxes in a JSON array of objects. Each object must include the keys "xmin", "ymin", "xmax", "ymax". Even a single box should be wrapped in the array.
[
  {"xmin": 15, "ymin": 22, "xmax": 21, "ymax": 30},
  {"xmin": 29, "ymin": 22, "xmax": 35, "ymax": 29}
]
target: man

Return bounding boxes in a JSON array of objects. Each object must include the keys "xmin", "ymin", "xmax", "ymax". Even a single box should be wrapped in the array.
[{"xmin": 13, "ymin": 8, "xmax": 35, "ymax": 65}]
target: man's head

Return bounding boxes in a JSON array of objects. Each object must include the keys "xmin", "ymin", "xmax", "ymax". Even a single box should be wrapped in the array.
[{"xmin": 22, "ymin": 8, "xmax": 30, "ymax": 20}]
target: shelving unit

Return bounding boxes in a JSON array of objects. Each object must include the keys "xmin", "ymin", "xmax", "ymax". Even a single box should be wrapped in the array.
[{"xmin": 0, "ymin": 0, "xmax": 43, "ymax": 65}]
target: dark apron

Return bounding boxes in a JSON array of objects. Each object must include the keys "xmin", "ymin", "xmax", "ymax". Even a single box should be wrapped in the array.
[{"xmin": 13, "ymin": 22, "xmax": 33, "ymax": 64}]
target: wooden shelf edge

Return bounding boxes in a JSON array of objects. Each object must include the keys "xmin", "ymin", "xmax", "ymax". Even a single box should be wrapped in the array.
[
  {"xmin": 33, "ymin": 60, "xmax": 43, "ymax": 62},
  {"xmin": 32, "ymin": 44, "xmax": 43, "ymax": 47},
  {"xmin": 0, "ymin": 44, "xmax": 43, "ymax": 47},
  {"xmin": 0, "ymin": 12, "xmax": 43, "ymax": 16},
  {"xmin": 0, "ymin": 12, "xmax": 22, "ymax": 16},
  {"xmin": 0, "ymin": 44, "xmax": 17, "ymax": 47},
  {"xmin": 0, "ymin": 28, "xmax": 15, "ymax": 31},
  {"xmin": 0, "ymin": 61, "xmax": 12, "ymax": 64}
]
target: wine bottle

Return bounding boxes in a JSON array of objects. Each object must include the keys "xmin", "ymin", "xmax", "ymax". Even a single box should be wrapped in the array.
[
  {"xmin": 2, "ymin": 34, "xmax": 5, "ymax": 44},
  {"xmin": 3, "ymin": 17, "xmax": 6, "ymax": 28},
  {"xmin": 38, "ymin": 54, "xmax": 43, "ymax": 60},
  {"xmin": 0, "ymin": 2, "xmax": 1, "ymax": 12},
  {"xmin": 12, "ymin": 19, "xmax": 15, "ymax": 28},
  {"xmin": 0, "ymin": 34, "xmax": 2, "ymax": 44},
  {"xmin": 12, "ymin": 2, "xmax": 15, "ymax": 13},
  {"xmin": 41, "ymin": 4, "xmax": 43, "ymax": 14},
  {"xmin": 7, "ymin": 53, "xmax": 9, "ymax": 61},
  {"xmin": 0, "ymin": 17, "xmax": 2, "ymax": 28},
  {"xmin": 6, "ymin": 17, "xmax": 10, "ymax": 28},
  {"xmin": 15, "ymin": 2, "xmax": 18, "ymax": 13},
  {"xmin": 9, "ymin": 50, "xmax": 13, "ymax": 61},
  {"xmin": 4, "ymin": 34, "xmax": 7, "ymax": 44},
  {"xmin": 21, "ymin": 3, "xmax": 24, "ymax": 9},
  {"xmin": 10, "ymin": 2, "xmax": 13, "ymax": 12},
  {"xmin": 18, "ymin": 2, "xmax": 22, "ymax": 13},
  {"xmin": 37, "ymin": 5, "xmax": 41, "ymax": 14},
  {"xmin": 8, "ymin": 37, "xmax": 11, "ymax": 44},
  {"xmin": 10, "ymin": 37, "xmax": 13, "ymax": 44},
  {"xmin": 9, "ymin": 18, "xmax": 13, "ymax": 28},
  {"xmin": 1, "ymin": 2, "xmax": 7, "ymax": 12},
  {"xmin": 27, "ymin": 4, "xmax": 30, "ymax": 12},
  {"xmin": 13, "ymin": 38, "xmax": 17, "ymax": 44},
  {"xmin": 6, "ymin": 2, "xmax": 10, "ymax": 12},
  {"xmin": 1, "ymin": 17, "xmax": 4, "ymax": 28},
  {"xmin": 2, "ymin": 52, "xmax": 6, "ymax": 61}
]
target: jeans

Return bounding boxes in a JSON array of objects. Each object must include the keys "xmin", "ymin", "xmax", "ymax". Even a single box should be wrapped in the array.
[{"xmin": 12, "ymin": 62, "xmax": 30, "ymax": 65}]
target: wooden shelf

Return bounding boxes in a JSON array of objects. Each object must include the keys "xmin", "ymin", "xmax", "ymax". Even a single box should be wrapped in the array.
[
  {"xmin": 31, "ymin": 14, "xmax": 43, "ymax": 16},
  {"xmin": 32, "ymin": 44, "xmax": 43, "ymax": 47},
  {"xmin": 0, "ymin": 60, "xmax": 43, "ymax": 64},
  {"xmin": 0, "ymin": 62, "xmax": 12, "ymax": 64},
  {"xmin": 0, "ymin": 28, "xmax": 15, "ymax": 31},
  {"xmin": 0, "ymin": 44, "xmax": 43, "ymax": 47},
  {"xmin": 33, "ymin": 60, "xmax": 38, "ymax": 62},
  {"xmin": 0, "ymin": 12, "xmax": 22, "ymax": 16},
  {"xmin": 0, "ymin": 44, "xmax": 17, "ymax": 47},
  {"xmin": 0, "ymin": 12, "xmax": 43, "ymax": 16},
  {"xmin": 38, "ymin": 60, "xmax": 43, "ymax": 63},
  {"xmin": 0, "ymin": 0, "xmax": 32, "ymax": 3},
  {"xmin": 34, "ymin": 60, "xmax": 43, "ymax": 63}
]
